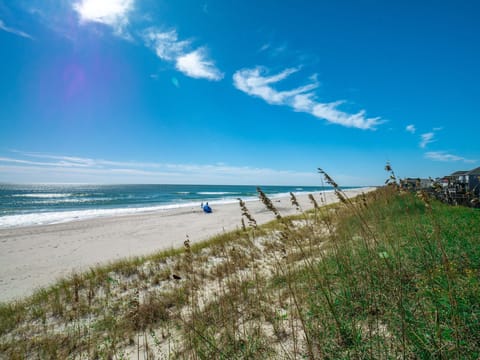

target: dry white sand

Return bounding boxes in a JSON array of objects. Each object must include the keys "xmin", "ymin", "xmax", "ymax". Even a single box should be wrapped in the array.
[{"xmin": 0, "ymin": 187, "xmax": 375, "ymax": 303}]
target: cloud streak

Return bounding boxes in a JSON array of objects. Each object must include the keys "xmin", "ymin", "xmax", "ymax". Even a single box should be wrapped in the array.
[
  {"xmin": 233, "ymin": 67, "xmax": 382, "ymax": 130},
  {"xmin": 143, "ymin": 28, "xmax": 223, "ymax": 81},
  {"xmin": 0, "ymin": 152, "xmax": 317, "ymax": 185},
  {"xmin": 143, "ymin": 29, "xmax": 188, "ymax": 61},
  {"xmin": 405, "ymin": 124, "xmax": 416, "ymax": 134},
  {"xmin": 419, "ymin": 132, "xmax": 435, "ymax": 148},
  {"xmin": 176, "ymin": 48, "xmax": 223, "ymax": 81},
  {"xmin": 0, "ymin": 19, "xmax": 33, "ymax": 39},
  {"xmin": 424, "ymin": 151, "xmax": 476, "ymax": 163}
]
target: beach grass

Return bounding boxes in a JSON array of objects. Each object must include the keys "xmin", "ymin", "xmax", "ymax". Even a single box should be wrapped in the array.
[{"xmin": 1, "ymin": 173, "xmax": 479, "ymax": 359}]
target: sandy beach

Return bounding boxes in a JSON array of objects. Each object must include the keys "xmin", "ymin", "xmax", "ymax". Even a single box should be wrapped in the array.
[{"xmin": 0, "ymin": 187, "xmax": 374, "ymax": 303}]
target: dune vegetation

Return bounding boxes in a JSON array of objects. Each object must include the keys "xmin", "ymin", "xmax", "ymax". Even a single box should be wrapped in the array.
[{"xmin": 1, "ymin": 168, "xmax": 479, "ymax": 359}]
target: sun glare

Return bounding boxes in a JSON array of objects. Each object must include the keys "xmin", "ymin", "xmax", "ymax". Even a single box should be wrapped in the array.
[{"xmin": 73, "ymin": 0, "xmax": 133, "ymax": 25}]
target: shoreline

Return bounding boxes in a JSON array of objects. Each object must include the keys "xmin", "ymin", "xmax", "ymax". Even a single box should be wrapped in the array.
[
  {"xmin": 0, "ymin": 188, "xmax": 337, "ymax": 229},
  {"xmin": 0, "ymin": 187, "xmax": 374, "ymax": 303}
]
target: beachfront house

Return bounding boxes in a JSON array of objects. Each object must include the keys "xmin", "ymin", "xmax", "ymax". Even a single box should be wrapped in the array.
[
  {"xmin": 465, "ymin": 167, "xmax": 480, "ymax": 195},
  {"xmin": 448, "ymin": 170, "xmax": 468, "ymax": 183},
  {"xmin": 438, "ymin": 177, "xmax": 450, "ymax": 188},
  {"xmin": 444, "ymin": 167, "xmax": 480, "ymax": 196},
  {"xmin": 401, "ymin": 178, "xmax": 433, "ymax": 190}
]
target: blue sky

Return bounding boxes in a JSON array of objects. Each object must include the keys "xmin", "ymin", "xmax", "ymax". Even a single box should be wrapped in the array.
[{"xmin": 0, "ymin": 0, "xmax": 479, "ymax": 186}]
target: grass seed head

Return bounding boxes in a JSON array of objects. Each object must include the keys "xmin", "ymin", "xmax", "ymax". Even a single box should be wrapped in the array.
[
  {"xmin": 257, "ymin": 187, "xmax": 282, "ymax": 220},
  {"xmin": 290, "ymin": 192, "xmax": 301, "ymax": 211},
  {"xmin": 308, "ymin": 194, "xmax": 319, "ymax": 209},
  {"xmin": 238, "ymin": 198, "xmax": 258, "ymax": 228},
  {"xmin": 318, "ymin": 168, "xmax": 339, "ymax": 188}
]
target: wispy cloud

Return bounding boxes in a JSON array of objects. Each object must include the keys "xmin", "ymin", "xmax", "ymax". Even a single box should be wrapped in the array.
[
  {"xmin": 143, "ymin": 29, "xmax": 188, "ymax": 61},
  {"xmin": 23, "ymin": 2, "xmax": 222, "ymax": 81},
  {"xmin": 143, "ymin": 28, "xmax": 223, "ymax": 81},
  {"xmin": 11, "ymin": 151, "xmax": 163, "ymax": 169},
  {"xmin": 73, "ymin": 0, "xmax": 134, "ymax": 38},
  {"xmin": 405, "ymin": 124, "xmax": 416, "ymax": 134},
  {"xmin": 233, "ymin": 67, "xmax": 315, "ymax": 105},
  {"xmin": 419, "ymin": 132, "xmax": 435, "ymax": 148},
  {"xmin": 233, "ymin": 66, "xmax": 382, "ymax": 130},
  {"xmin": 0, "ymin": 19, "xmax": 33, "ymax": 40},
  {"xmin": 0, "ymin": 157, "xmax": 60, "ymax": 167},
  {"xmin": 176, "ymin": 49, "xmax": 223, "ymax": 80},
  {"xmin": 258, "ymin": 43, "xmax": 271, "ymax": 52},
  {"xmin": 425, "ymin": 151, "xmax": 476, "ymax": 163},
  {"xmin": 0, "ymin": 152, "xmax": 317, "ymax": 185},
  {"xmin": 202, "ymin": 3, "xmax": 209, "ymax": 14}
]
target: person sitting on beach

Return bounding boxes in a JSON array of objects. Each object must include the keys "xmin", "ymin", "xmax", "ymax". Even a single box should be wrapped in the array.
[{"xmin": 203, "ymin": 202, "xmax": 212, "ymax": 213}]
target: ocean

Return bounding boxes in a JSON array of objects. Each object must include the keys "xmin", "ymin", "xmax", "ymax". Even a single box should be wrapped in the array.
[{"xmin": 0, "ymin": 184, "xmax": 333, "ymax": 228}]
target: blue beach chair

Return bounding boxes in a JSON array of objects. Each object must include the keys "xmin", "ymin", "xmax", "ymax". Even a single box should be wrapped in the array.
[{"xmin": 203, "ymin": 202, "xmax": 212, "ymax": 213}]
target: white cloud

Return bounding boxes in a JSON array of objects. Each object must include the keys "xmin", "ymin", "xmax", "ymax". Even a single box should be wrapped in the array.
[
  {"xmin": 233, "ymin": 66, "xmax": 382, "ymax": 130},
  {"xmin": 72, "ymin": 3, "xmax": 222, "ymax": 80},
  {"xmin": 176, "ymin": 49, "xmax": 224, "ymax": 81},
  {"xmin": 73, "ymin": 0, "xmax": 134, "ymax": 36},
  {"xmin": 425, "ymin": 151, "xmax": 476, "ymax": 163},
  {"xmin": 0, "ymin": 19, "xmax": 33, "ymax": 39},
  {"xmin": 12, "ymin": 151, "xmax": 163, "ymax": 169},
  {"xmin": 233, "ymin": 67, "xmax": 315, "ymax": 105},
  {"xmin": 419, "ymin": 132, "xmax": 435, "ymax": 148},
  {"xmin": 0, "ymin": 152, "xmax": 318, "ymax": 185},
  {"xmin": 0, "ymin": 157, "xmax": 58, "ymax": 167},
  {"xmin": 406, "ymin": 124, "xmax": 416, "ymax": 134},
  {"xmin": 259, "ymin": 43, "xmax": 271, "ymax": 52},
  {"xmin": 143, "ymin": 29, "xmax": 223, "ymax": 81},
  {"xmin": 143, "ymin": 29, "xmax": 188, "ymax": 61}
]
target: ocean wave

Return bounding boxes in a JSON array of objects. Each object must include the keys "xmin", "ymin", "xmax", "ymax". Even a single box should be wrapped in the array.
[
  {"xmin": 0, "ymin": 188, "xmax": 343, "ymax": 228},
  {"xmin": 0, "ymin": 197, "xmax": 258, "ymax": 228},
  {"xmin": 0, "ymin": 204, "xmax": 189, "ymax": 228},
  {"xmin": 12, "ymin": 193, "xmax": 74, "ymax": 198},
  {"xmin": 30, "ymin": 198, "xmax": 110, "ymax": 205},
  {"xmin": 0, "ymin": 199, "xmax": 240, "ymax": 228},
  {"xmin": 197, "ymin": 191, "xmax": 239, "ymax": 195},
  {"xmin": 268, "ymin": 189, "xmax": 334, "ymax": 199}
]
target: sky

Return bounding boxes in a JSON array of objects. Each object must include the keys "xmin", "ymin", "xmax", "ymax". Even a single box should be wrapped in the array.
[{"xmin": 0, "ymin": 0, "xmax": 479, "ymax": 186}]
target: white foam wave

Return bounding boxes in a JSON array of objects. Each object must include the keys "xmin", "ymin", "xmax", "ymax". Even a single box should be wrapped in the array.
[
  {"xmin": 0, "ymin": 202, "xmax": 196, "ymax": 228},
  {"xmin": 30, "ymin": 198, "xmax": 108, "ymax": 204},
  {"xmin": 197, "ymin": 191, "xmax": 239, "ymax": 195},
  {"xmin": 12, "ymin": 193, "xmax": 73, "ymax": 198},
  {"xmin": 0, "ymin": 189, "xmax": 343, "ymax": 229},
  {"xmin": 0, "ymin": 197, "xmax": 252, "ymax": 228},
  {"xmin": 268, "ymin": 190, "xmax": 332, "ymax": 199}
]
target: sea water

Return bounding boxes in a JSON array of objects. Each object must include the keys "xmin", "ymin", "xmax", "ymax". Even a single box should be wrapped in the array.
[{"xmin": 0, "ymin": 184, "xmax": 334, "ymax": 228}]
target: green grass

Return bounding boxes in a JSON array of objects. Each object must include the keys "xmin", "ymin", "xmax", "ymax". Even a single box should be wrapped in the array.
[
  {"xmin": 269, "ymin": 187, "xmax": 480, "ymax": 358},
  {"xmin": 1, "ymin": 186, "xmax": 479, "ymax": 359}
]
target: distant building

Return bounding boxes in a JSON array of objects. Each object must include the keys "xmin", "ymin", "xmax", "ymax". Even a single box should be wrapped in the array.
[
  {"xmin": 447, "ymin": 170, "xmax": 468, "ymax": 183},
  {"xmin": 465, "ymin": 167, "xmax": 480, "ymax": 195},
  {"xmin": 438, "ymin": 177, "xmax": 450, "ymax": 188},
  {"xmin": 443, "ymin": 167, "xmax": 480, "ymax": 197},
  {"xmin": 430, "ymin": 167, "xmax": 480, "ymax": 207},
  {"xmin": 401, "ymin": 178, "xmax": 433, "ymax": 190}
]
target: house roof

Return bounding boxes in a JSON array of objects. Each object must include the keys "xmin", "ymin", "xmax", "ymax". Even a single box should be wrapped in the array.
[
  {"xmin": 450, "ymin": 170, "xmax": 468, "ymax": 176},
  {"xmin": 466, "ymin": 167, "xmax": 480, "ymax": 175}
]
